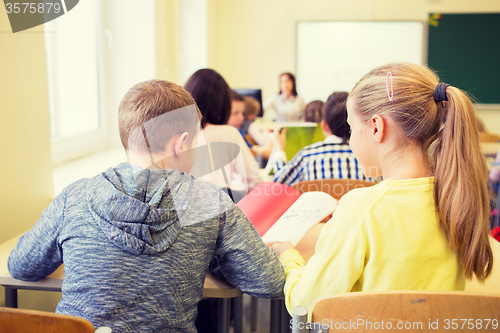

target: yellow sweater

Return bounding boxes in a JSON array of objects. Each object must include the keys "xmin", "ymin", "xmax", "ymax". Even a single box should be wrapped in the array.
[{"xmin": 280, "ymin": 177, "xmax": 465, "ymax": 315}]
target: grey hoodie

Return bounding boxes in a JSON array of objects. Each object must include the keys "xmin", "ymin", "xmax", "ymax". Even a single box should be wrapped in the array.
[{"xmin": 8, "ymin": 163, "xmax": 285, "ymax": 332}]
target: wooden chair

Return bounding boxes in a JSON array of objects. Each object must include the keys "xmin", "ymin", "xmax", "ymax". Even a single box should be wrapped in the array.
[
  {"xmin": 292, "ymin": 179, "xmax": 375, "ymax": 200},
  {"xmin": 307, "ymin": 291, "xmax": 500, "ymax": 332},
  {"xmin": 0, "ymin": 307, "xmax": 111, "ymax": 332}
]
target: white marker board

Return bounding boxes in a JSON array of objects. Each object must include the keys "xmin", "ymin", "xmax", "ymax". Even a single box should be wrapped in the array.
[{"xmin": 296, "ymin": 21, "xmax": 425, "ymax": 103}]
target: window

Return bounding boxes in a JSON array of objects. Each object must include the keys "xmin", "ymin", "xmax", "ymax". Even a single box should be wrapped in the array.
[{"xmin": 45, "ymin": 0, "xmax": 104, "ymax": 164}]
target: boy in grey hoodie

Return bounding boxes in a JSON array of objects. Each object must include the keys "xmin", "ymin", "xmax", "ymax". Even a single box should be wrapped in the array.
[{"xmin": 8, "ymin": 80, "xmax": 285, "ymax": 332}]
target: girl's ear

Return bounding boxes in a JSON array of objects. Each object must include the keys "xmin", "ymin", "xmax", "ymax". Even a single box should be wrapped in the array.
[
  {"xmin": 370, "ymin": 114, "xmax": 385, "ymax": 143},
  {"xmin": 173, "ymin": 132, "xmax": 189, "ymax": 157}
]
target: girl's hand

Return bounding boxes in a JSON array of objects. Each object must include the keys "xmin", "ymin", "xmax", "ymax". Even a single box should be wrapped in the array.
[{"xmin": 270, "ymin": 241, "xmax": 295, "ymax": 258}]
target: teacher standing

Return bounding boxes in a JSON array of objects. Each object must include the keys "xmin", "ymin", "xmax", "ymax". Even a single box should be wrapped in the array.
[{"xmin": 263, "ymin": 72, "xmax": 305, "ymax": 122}]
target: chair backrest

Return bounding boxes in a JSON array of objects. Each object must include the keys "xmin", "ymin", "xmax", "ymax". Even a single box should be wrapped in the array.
[
  {"xmin": 0, "ymin": 307, "xmax": 100, "ymax": 333},
  {"xmin": 311, "ymin": 291, "xmax": 500, "ymax": 332},
  {"xmin": 292, "ymin": 179, "xmax": 375, "ymax": 200}
]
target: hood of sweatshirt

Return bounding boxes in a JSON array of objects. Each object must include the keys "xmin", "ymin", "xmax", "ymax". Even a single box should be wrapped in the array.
[{"xmin": 87, "ymin": 162, "xmax": 198, "ymax": 255}]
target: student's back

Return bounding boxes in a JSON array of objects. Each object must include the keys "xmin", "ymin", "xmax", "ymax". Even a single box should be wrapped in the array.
[
  {"xmin": 345, "ymin": 179, "xmax": 463, "ymax": 291},
  {"xmin": 278, "ymin": 177, "xmax": 465, "ymax": 312},
  {"xmin": 10, "ymin": 165, "xmax": 282, "ymax": 331},
  {"xmin": 8, "ymin": 80, "xmax": 285, "ymax": 332}
]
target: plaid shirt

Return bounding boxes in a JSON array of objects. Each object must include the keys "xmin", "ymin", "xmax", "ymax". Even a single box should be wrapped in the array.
[{"xmin": 273, "ymin": 135, "xmax": 368, "ymax": 186}]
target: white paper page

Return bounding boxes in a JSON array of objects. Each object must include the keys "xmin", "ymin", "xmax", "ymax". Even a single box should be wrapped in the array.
[{"xmin": 262, "ymin": 191, "xmax": 337, "ymax": 245}]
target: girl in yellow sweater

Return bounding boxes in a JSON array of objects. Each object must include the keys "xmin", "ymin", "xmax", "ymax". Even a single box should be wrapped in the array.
[{"xmin": 272, "ymin": 62, "xmax": 493, "ymax": 314}]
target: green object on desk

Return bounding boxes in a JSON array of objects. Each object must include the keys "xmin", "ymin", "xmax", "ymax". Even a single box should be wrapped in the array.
[{"xmin": 284, "ymin": 124, "xmax": 325, "ymax": 160}]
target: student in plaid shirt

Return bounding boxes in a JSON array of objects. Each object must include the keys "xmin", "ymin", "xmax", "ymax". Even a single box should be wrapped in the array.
[{"xmin": 273, "ymin": 92, "xmax": 371, "ymax": 186}]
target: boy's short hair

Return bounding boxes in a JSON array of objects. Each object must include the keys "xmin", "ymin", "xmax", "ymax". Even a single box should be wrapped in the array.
[
  {"xmin": 119, "ymin": 79, "xmax": 201, "ymax": 154},
  {"xmin": 322, "ymin": 92, "xmax": 350, "ymax": 142},
  {"xmin": 243, "ymin": 96, "xmax": 261, "ymax": 119}
]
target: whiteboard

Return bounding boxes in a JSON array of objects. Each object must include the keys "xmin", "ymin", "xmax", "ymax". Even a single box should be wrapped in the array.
[{"xmin": 296, "ymin": 21, "xmax": 425, "ymax": 103}]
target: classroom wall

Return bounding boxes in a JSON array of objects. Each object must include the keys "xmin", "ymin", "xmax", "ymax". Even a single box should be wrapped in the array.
[
  {"xmin": 101, "ymin": 0, "xmax": 157, "ymax": 150},
  {"xmin": 0, "ymin": 9, "xmax": 61, "ymax": 310},
  {"xmin": 0, "ymin": 7, "xmax": 53, "ymax": 252},
  {"xmin": 207, "ymin": 0, "xmax": 500, "ymax": 134},
  {"xmin": 156, "ymin": 0, "xmax": 208, "ymax": 86},
  {"xmin": 156, "ymin": 0, "xmax": 171, "ymax": 81},
  {"xmin": 157, "ymin": 0, "xmax": 181, "ymax": 83},
  {"xmin": 178, "ymin": 0, "xmax": 209, "ymax": 85}
]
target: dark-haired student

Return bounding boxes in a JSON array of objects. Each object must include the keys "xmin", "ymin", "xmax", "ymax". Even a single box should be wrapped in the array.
[
  {"xmin": 273, "ymin": 92, "xmax": 371, "ymax": 186},
  {"xmin": 185, "ymin": 69, "xmax": 264, "ymax": 192}
]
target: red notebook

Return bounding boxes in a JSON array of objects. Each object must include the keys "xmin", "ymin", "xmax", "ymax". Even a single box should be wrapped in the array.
[{"xmin": 237, "ymin": 182, "xmax": 337, "ymax": 245}]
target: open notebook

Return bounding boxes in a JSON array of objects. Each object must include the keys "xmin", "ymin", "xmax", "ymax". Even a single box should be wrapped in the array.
[{"xmin": 237, "ymin": 182, "xmax": 337, "ymax": 245}]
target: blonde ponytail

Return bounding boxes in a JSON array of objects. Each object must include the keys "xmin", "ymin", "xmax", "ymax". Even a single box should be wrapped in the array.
[
  {"xmin": 349, "ymin": 63, "xmax": 493, "ymax": 281},
  {"xmin": 431, "ymin": 86, "xmax": 493, "ymax": 281}
]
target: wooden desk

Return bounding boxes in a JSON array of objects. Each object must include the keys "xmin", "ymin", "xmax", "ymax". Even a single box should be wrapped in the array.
[{"xmin": 0, "ymin": 234, "xmax": 243, "ymax": 333}]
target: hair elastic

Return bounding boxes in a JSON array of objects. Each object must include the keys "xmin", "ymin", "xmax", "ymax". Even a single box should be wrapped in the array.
[
  {"xmin": 434, "ymin": 82, "xmax": 450, "ymax": 103},
  {"xmin": 386, "ymin": 72, "xmax": 394, "ymax": 102}
]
